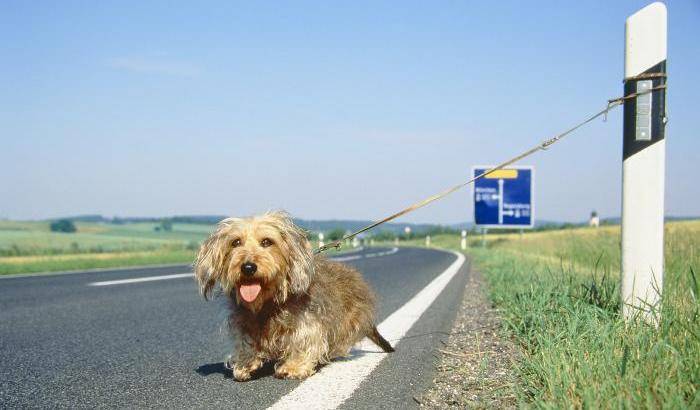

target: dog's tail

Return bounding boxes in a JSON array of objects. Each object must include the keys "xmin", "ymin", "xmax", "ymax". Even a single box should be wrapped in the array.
[{"xmin": 368, "ymin": 326, "xmax": 395, "ymax": 353}]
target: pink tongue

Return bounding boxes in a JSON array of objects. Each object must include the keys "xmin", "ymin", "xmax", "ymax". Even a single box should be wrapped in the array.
[{"xmin": 239, "ymin": 283, "xmax": 262, "ymax": 303}]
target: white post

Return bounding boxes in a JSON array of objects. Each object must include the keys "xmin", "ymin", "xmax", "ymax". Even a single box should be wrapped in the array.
[
  {"xmin": 621, "ymin": 2, "xmax": 667, "ymax": 322},
  {"xmin": 460, "ymin": 230, "xmax": 467, "ymax": 250},
  {"xmin": 394, "ymin": 237, "xmax": 399, "ymax": 246},
  {"xmin": 369, "ymin": 238, "xmax": 375, "ymax": 246},
  {"xmin": 425, "ymin": 235, "xmax": 431, "ymax": 247},
  {"xmin": 352, "ymin": 237, "xmax": 359, "ymax": 248},
  {"xmin": 318, "ymin": 232, "xmax": 325, "ymax": 249}
]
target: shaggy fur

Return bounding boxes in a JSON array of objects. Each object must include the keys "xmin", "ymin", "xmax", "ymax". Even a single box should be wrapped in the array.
[{"xmin": 194, "ymin": 211, "xmax": 394, "ymax": 381}]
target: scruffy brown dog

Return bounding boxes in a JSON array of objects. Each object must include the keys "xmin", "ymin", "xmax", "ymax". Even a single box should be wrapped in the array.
[{"xmin": 194, "ymin": 211, "xmax": 394, "ymax": 381}]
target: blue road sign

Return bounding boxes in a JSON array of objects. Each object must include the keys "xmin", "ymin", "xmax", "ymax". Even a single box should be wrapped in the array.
[{"xmin": 473, "ymin": 166, "xmax": 534, "ymax": 228}]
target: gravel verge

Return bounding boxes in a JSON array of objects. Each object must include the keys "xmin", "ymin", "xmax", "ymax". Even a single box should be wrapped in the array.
[{"xmin": 415, "ymin": 266, "xmax": 520, "ymax": 408}]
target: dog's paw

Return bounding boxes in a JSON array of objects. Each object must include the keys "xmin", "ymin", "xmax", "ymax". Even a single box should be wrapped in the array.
[
  {"xmin": 232, "ymin": 365, "xmax": 253, "ymax": 381},
  {"xmin": 230, "ymin": 358, "xmax": 263, "ymax": 382},
  {"xmin": 274, "ymin": 361, "xmax": 316, "ymax": 380}
]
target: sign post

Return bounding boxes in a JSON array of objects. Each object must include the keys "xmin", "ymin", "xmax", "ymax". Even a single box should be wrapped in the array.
[
  {"xmin": 473, "ymin": 166, "xmax": 535, "ymax": 230},
  {"xmin": 621, "ymin": 2, "xmax": 667, "ymax": 322}
]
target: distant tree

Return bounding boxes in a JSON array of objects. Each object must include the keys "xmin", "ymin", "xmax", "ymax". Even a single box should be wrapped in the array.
[
  {"xmin": 423, "ymin": 226, "xmax": 459, "ymax": 236},
  {"xmin": 111, "ymin": 217, "xmax": 126, "ymax": 225},
  {"xmin": 159, "ymin": 219, "xmax": 173, "ymax": 232},
  {"xmin": 399, "ymin": 232, "xmax": 414, "ymax": 241},
  {"xmin": 50, "ymin": 219, "xmax": 77, "ymax": 233},
  {"xmin": 326, "ymin": 228, "xmax": 346, "ymax": 242},
  {"xmin": 372, "ymin": 230, "xmax": 397, "ymax": 241}
]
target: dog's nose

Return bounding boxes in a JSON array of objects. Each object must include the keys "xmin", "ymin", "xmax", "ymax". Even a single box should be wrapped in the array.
[{"xmin": 241, "ymin": 262, "xmax": 257, "ymax": 276}]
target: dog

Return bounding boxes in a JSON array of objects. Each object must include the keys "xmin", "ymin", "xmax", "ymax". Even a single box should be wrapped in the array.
[{"xmin": 194, "ymin": 211, "xmax": 394, "ymax": 381}]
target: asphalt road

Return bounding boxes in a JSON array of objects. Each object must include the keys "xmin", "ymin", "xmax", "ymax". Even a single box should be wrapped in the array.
[{"xmin": 0, "ymin": 247, "xmax": 470, "ymax": 409}]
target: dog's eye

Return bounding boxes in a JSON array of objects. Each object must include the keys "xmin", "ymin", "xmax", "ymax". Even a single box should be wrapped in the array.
[
  {"xmin": 232, "ymin": 239, "xmax": 242, "ymax": 248},
  {"xmin": 260, "ymin": 238, "xmax": 273, "ymax": 248}
]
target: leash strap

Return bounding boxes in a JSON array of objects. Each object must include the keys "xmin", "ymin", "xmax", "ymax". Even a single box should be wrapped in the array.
[{"xmin": 315, "ymin": 78, "xmax": 667, "ymax": 254}]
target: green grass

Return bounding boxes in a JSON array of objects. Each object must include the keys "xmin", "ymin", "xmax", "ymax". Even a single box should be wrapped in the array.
[
  {"xmin": 0, "ymin": 249, "xmax": 198, "ymax": 275},
  {"xmin": 399, "ymin": 220, "xmax": 699, "ymax": 408},
  {"xmin": 96, "ymin": 222, "xmax": 214, "ymax": 241},
  {"xmin": 0, "ymin": 229, "xmax": 177, "ymax": 256},
  {"xmin": 0, "ymin": 220, "xmax": 214, "ymax": 274},
  {"xmin": 0, "ymin": 220, "xmax": 364, "ymax": 275}
]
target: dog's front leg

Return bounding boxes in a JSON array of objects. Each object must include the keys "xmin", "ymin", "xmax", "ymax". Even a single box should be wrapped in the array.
[
  {"xmin": 274, "ymin": 322, "xmax": 326, "ymax": 379},
  {"xmin": 229, "ymin": 339, "xmax": 264, "ymax": 382}
]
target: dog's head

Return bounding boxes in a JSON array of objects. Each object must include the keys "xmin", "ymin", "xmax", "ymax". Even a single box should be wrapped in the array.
[{"xmin": 194, "ymin": 210, "xmax": 313, "ymax": 311}]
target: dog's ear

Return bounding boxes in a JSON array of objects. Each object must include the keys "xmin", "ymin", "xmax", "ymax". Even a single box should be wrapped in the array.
[
  {"xmin": 194, "ymin": 223, "xmax": 230, "ymax": 300},
  {"xmin": 269, "ymin": 211, "xmax": 314, "ymax": 294}
]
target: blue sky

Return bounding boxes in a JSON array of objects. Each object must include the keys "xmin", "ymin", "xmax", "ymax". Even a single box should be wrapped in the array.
[{"xmin": 1, "ymin": 1, "xmax": 698, "ymax": 223}]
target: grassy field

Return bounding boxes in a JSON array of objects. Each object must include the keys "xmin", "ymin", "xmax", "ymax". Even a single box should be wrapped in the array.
[
  {"xmin": 0, "ymin": 221, "xmax": 214, "ymax": 275},
  {"xmin": 401, "ymin": 220, "xmax": 699, "ymax": 408}
]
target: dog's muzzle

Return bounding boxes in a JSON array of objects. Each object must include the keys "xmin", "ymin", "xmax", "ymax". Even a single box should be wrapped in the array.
[{"xmin": 241, "ymin": 262, "xmax": 257, "ymax": 276}]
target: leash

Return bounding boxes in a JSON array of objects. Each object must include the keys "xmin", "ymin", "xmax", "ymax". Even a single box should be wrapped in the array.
[{"xmin": 315, "ymin": 76, "xmax": 666, "ymax": 254}]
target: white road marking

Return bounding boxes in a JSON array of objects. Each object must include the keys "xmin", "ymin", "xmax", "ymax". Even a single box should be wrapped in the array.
[
  {"xmin": 331, "ymin": 247, "xmax": 398, "ymax": 262},
  {"xmin": 0, "ymin": 263, "xmax": 189, "ymax": 280},
  {"xmin": 270, "ymin": 250, "xmax": 466, "ymax": 410},
  {"xmin": 330, "ymin": 254, "xmax": 363, "ymax": 261},
  {"xmin": 364, "ymin": 247, "xmax": 399, "ymax": 258},
  {"xmin": 88, "ymin": 273, "xmax": 194, "ymax": 286},
  {"xmin": 332, "ymin": 246, "xmax": 365, "ymax": 256},
  {"xmin": 87, "ymin": 247, "xmax": 400, "ymax": 286}
]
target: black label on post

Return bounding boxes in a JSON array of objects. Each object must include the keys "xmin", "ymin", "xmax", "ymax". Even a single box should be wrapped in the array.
[{"xmin": 622, "ymin": 61, "xmax": 666, "ymax": 161}]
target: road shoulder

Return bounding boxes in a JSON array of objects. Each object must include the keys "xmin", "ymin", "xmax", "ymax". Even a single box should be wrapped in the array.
[{"xmin": 416, "ymin": 264, "xmax": 520, "ymax": 408}]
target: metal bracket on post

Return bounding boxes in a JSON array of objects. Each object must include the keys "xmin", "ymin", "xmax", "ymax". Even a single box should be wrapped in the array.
[{"xmin": 621, "ymin": 2, "xmax": 667, "ymax": 323}]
